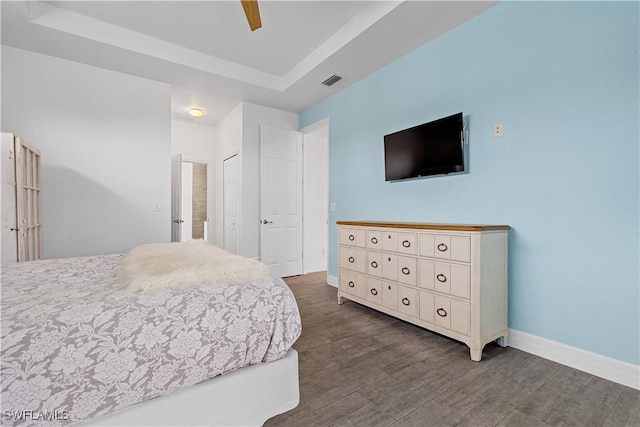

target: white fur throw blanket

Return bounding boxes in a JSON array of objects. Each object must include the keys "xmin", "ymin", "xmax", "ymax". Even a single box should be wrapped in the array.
[{"xmin": 119, "ymin": 240, "xmax": 272, "ymax": 293}]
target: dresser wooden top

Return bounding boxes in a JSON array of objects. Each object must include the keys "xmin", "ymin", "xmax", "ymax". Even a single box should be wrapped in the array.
[{"xmin": 336, "ymin": 221, "xmax": 510, "ymax": 232}]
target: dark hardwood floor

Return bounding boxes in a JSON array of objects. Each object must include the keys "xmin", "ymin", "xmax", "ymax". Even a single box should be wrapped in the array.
[{"xmin": 265, "ymin": 272, "xmax": 639, "ymax": 427}]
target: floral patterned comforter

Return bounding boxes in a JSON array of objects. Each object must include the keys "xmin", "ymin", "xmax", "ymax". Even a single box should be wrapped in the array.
[{"xmin": 0, "ymin": 254, "xmax": 301, "ymax": 426}]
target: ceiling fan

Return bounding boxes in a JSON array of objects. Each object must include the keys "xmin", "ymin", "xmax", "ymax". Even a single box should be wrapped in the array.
[{"xmin": 240, "ymin": 0, "xmax": 262, "ymax": 31}]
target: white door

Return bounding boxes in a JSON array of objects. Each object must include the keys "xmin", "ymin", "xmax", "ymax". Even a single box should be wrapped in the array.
[
  {"xmin": 223, "ymin": 154, "xmax": 239, "ymax": 254},
  {"xmin": 171, "ymin": 154, "xmax": 182, "ymax": 242},
  {"xmin": 1, "ymin": 133, "xmax": 18, "ymax": 263},
  {"xmin": 260, "ymin": 125, "xmax": 303, "ymax": 277},
  {"xmin": 14, "ymin": 136, "xmax": 43, "ymax": 262}
]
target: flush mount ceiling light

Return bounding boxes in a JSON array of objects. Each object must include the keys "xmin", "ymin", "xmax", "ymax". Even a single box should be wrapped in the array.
[{"xmin": 189, "ymin": 108, "xmax": 205, "ymax": 118}]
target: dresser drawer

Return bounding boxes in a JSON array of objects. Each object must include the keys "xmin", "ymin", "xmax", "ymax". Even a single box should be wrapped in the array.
[
  {"xmin": 377, "ymin": 230, "xmax": 418, "ymax": 254},
  {"xmin": 397, "ymin": 286, "xmax": 417, "ymax": 317},
  {"xmin": 381, "ymin": 231, "xmax": 398, "ymax": 252},
  {"xmin": 397, "ymin": 232, "xmax": 417, "ymax": 255},
  {"xmin": 382, "ymin": 281, "xmax": 398, "ymax": 311},
  {"xmin": 340, "ymin": 269, "xmax": 366, "ymax": 299},
  {"xmin": 397, "ymin": 256, "xmax": 417, "ymax": 286},
  {"xmin": 381, "ymin": 254, "xmax": 398, "ymax": 281},
  {"xmin": 419, "ymin": 292, "xmax": 470, "ymax": 336},
  {"xmin": 367, "ymin": 251, "xmax": 382, "ymax": 277},
  {"xmin": 340, "ymin": 247, "xmax": 366, "ymax": 273},
  {"xmin": 366, "ymin": 230, "xmax": 382, "ymax": 249},
  {"xmin": 381, "ymin": 282, "xmax": 417, "ymax": 317},
  {"xmin": 419, "ymin": 234, "xmax": 471, "ymax": 262},
  {"xmin": 381, "ymin": 254, "xmax": 417, "ymax": 284},
  {"xmin": 367, "ymin": 277, "xmax": 383, "ymax": 305},
  {"xmin": 418, "ymin": 260, "xmax": 470, "ymax": 299},
  {"xmin": 340, "ymin": 228, "xmax": 366, "ymax": 247}
]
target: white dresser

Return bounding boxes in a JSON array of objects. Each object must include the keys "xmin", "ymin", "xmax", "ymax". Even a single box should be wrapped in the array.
[{"xmin": 337, "ymin": 221, "xmax": 510, "ymax": 361}]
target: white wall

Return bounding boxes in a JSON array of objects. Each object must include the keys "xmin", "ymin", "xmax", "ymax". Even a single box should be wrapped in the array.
[
  {"xmin": 1, "ymin": 46, "xmax": 171, "ymax": 258},
  {"xmin": 302, "ymin": 119, "xmax": 329, "ymax": 273},
  {"xmin": 171, "ymin": 120, "xmax": 215, "ymax": 160},
  {"xmin": 241, "ymin": 103, "xmax": 298, "ymax": 259},
  {"xmin": 171, "ymin": 120, "xmax": 215, "ymax": 241},
  {"xmin": 213, "ymin": 104, "xmax": 243, "ymax": 250}
]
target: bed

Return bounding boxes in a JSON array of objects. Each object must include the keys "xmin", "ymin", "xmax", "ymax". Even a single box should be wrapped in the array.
[{"xmin": 0, "ymin": 244, "xmax": 302, "ymax": 426}]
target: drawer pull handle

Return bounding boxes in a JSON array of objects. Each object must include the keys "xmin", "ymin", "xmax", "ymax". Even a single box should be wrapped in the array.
[
  {"xmin": 402, "ymin": 267, "xmax": 411, "ymax": 275},
  {"xmin": 370, "ymin": 288, "xmax": 378, "ymax": 296},
  {"xmin": 348, "ymin": 281, "xmax": 355, "ymax": 288},
  {"xmin": 402, "ymin": 240, "xmax": 411, "ymax": 248},
  {"xmin": 388, "ymin": 285, "xmax": 391, "ymax": 290},
  {"xmin": 348, "ymin": 256, "xmax": 355, "ymax": 263},
  {"xmin": 388, "ymin": 234, "xmax": 392, "ymax": 239},
  {"xmin": 437, "ymin": 308, "xmax": 448, "ymax": 317},
  {"xmin": 437, "ymin": 243, "xmax": 448, "ymax": 252},
  {"xmin": 401, "ymin": 297, "xmax": 411, "ymax": 306},
  {"xmin": 436, "ymin": 274, "xmax": 447, "ymax": 283},
  {"xmin": 349, "ymin": 234, "xmax": 355, "ymax": 241},
  {"xmin": 371, "ymin": 261, "xmax": 378, "ymax": 268},
  {"xmin": 371, "ymin": 237, "xmax": 378, "ymax": 244},
  {"xmin": 388, "ymin": 257, "xmax": 391, "ymax": 261}
]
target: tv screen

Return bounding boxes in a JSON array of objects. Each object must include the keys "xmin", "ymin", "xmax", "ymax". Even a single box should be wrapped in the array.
[{"xmin": 384, "ymin": 112, "xmax": 464, "ymax": 181}]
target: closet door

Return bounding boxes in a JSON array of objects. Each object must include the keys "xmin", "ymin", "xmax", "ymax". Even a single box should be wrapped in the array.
[
  {"xmin": 1, "ymin": 134, "xmax": 17, "ymax": 263},
  {"xmin": 15, "ymin": 137, "xmax": 42, "ymax": 261}
]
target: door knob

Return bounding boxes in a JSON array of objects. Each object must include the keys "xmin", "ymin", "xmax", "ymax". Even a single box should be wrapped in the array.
[
  {"xmin": 173, "ymin": 219, "xmax": 184, "ymax": 224},
  {"xmin": 262, "ymin": 219, "xmax": 273, "ymax": 224}
]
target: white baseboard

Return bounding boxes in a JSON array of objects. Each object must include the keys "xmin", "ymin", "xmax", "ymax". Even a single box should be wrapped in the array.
[
  {"xmin": 508, "ymin": 329, "xmax": 639, "ymax": 390},
  {"xmin": 327, "ymin": 275, "xmax": 338, "ymax": 288},
  {"xmin": 303, "ymin": 263, "xmax": 327, "ymax": 274}
]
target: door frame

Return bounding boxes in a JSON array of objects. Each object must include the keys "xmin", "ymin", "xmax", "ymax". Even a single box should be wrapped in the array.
[
  {"xmin": 180, "ymin": 159, "xmax": 212, "ymax": 242},
  {"xmin": 222, "ymin": 153, "xmax": 240, "ymax": 254},
  {"xmin": 300, "ymin": 118, "xmax": 330, "ymax": 274},
  {"xmin": 171, "ymin": 153, "xmax": 182, "ymax": 242},
  {"xmin": 180, "ymin": 161, "xmax": 193, "ymax": 241}
]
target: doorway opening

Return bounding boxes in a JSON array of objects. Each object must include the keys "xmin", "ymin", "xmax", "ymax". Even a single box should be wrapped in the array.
[{"xmin": 181, "ymin": 161, "xmax": 209, "ymax": 241}]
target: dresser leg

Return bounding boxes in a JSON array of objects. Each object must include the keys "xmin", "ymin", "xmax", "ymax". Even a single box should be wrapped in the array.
[
  {"xmin": 470, "ymin": 347, "xmax": 482, "ymax": 361},
  {"xmin": 337, "ymin": 294, "xmax": 343, "ymax": 305},
  {"xmin": 496, "ymin": 336, "xmax": 508, "ymax": 348}
]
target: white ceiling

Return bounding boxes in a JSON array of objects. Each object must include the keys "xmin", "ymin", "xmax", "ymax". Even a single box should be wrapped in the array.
[{"xmin": 1, "ymin": 1, "xmax": 497, "ymax": 126}]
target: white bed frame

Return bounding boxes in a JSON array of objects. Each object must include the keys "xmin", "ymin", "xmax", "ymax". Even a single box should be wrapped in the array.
[{"xmin": 76, "ymin": 349, "xmax": 299, "ymax": 427}]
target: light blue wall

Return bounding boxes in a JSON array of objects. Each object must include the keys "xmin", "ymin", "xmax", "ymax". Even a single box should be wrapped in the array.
[{"xmin": 300, "ymin": 1, "xmax": 639, "ymax": 365}]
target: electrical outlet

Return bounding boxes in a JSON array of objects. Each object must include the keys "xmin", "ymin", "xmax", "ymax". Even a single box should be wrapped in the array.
[
  {"xmin": 329, "ymin": 202, "xmax": 336, "ymax": 212},
  {"xmin": 152, "ymin": 202, "xmax": 161, "ymax": 212},
  {"xmin": 493, "ymin": 122, "xmax": 503, "ymax": 138}
]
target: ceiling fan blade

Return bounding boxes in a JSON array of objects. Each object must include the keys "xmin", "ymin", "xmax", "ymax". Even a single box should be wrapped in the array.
[{"xmin": 240, "ymin": 0, "xmax": 262, "ymax": 31}]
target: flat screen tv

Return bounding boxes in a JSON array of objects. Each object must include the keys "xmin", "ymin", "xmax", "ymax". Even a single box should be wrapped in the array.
[{"xmin": 384, "ymin": 112, "xmax": 464, "ymax": 181}]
